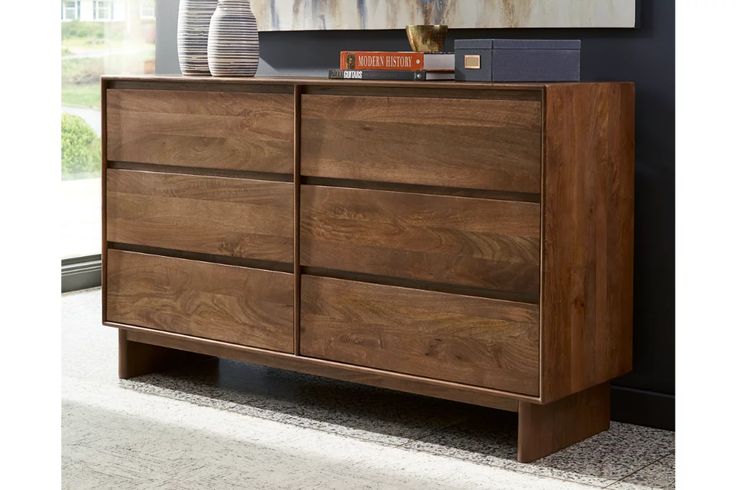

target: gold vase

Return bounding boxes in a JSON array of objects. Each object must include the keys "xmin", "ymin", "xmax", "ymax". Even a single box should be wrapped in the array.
[{"xmin": 405, "ymin": 25, "xmax": 448, "ymax": 53}]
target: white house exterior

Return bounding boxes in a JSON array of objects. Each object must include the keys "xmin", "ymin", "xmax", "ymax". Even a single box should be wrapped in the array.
[{"xmin": 62, "ymin": 0, "xmax": 155, "ymax": 22}]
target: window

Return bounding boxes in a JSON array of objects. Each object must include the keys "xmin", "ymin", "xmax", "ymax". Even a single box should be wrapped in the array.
[
  {"xmin": 94, "ymin": 0, "xmax": 113, "ymax": 21},
  {"xmin": 62, "ymin": 1, "xmax": 156, "ymax": 259},
  {"xmin": 62, "ymin": 1, "xmax": 79, "ymax": 21},
  {"xmin": 140, "ymin": 0, "xmax": 156, "ymax": 20}
]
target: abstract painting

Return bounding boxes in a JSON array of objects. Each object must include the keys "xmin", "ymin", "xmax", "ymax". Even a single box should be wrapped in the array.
[{"xmin": 251, "ymin": 0, "xmax": 637, "ymax": 31}]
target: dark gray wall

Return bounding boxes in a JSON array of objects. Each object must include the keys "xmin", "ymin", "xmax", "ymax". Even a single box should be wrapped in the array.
[{"xmin": 156, "ymin": 0, "xmax": 674, "ymax": 429}]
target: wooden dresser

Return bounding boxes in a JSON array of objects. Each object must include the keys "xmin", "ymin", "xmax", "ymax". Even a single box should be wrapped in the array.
[{"xmin": 101, "ymin": 76, "xmax": 634, "ymax": 462}]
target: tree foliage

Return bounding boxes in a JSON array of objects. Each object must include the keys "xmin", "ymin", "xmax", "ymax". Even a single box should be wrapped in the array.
[{"xmin": 61, "ymin": 114, "xmax": 100, "ymax": 179}]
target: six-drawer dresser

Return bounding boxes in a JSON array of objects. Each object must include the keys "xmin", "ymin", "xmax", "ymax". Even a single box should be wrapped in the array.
[{"xmin": 101, "ymin": 75, "xmax": 634, "ymax": 462}]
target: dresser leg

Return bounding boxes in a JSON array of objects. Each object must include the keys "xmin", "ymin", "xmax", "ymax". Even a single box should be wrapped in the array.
[
  {"xmin": 517, "ymin": 382, "xmax": 610, "ymax": 463},
  {"xmin": 118, "ymin": 329, "xmax": 214, "ymax": 379}
]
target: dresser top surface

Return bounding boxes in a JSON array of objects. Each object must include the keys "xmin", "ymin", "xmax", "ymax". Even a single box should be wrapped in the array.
[{"xmin": 102, "ymin": 74, "xmax": 632, "ymax": 91}]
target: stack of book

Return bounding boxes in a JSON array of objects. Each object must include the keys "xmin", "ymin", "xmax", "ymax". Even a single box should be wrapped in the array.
[{"xmin": 329, "ymin": 51, "xmax": 454, "ymax": 81}]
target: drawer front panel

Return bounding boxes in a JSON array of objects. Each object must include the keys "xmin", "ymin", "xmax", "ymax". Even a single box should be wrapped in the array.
[
  {"xmin": 301, "ymin": 276, "xmax": 540, "ymax": 395},
  {"xmin": 301, "ymin": 94, "xmax": 541, "ymax": 194},
  {"xmin": 107, "ymin": 169, "xmax": 294, "ymax": 263},
  {"xmin": 107, "ymin": 89, "xmax": 293, "ymax": 173},
  {"xmin": 301, "ymin": 185, "xmax": 540, "ymax": 298},
  {"xmin": 107, "ymin": 250, "xmax": 294, "ymax": 352}
]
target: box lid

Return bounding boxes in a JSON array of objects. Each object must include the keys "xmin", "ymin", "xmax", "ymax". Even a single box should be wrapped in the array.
[
  {"xmin": 492, "ymin": 39, "xmax": 581, "ymax": 50},
  {"xmin": 454, "ymin": 39, "xmax": 494, "ymax": 50}
]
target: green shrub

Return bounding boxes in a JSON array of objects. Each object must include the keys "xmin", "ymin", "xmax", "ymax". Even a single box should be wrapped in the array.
[{"xmin": 61, "ymin": 114, "xmax": 101, "ymax": 179}]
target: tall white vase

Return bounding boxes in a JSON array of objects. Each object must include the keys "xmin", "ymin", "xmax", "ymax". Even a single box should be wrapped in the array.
[
  {"xmin": 207, "ymin": 0, "xmax": 260, "ymax": 77},
  {"xmin": 177, "ymin": 0, "xmax": 218, "ymax": 75}
]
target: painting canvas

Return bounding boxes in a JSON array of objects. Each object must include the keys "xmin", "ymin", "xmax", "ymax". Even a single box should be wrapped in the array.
[{"xmin": 251, "ymin": 0, "xmax": 637, "ymax": 31}]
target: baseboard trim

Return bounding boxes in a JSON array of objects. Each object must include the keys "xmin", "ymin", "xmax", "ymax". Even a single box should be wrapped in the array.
[
  {"xmin": 611, "ymin": 385, "xmax": 674, "ymax": 430},
  {"xmin": 62, "ymin": 255, "xmax": 102, "ymax": 292}
]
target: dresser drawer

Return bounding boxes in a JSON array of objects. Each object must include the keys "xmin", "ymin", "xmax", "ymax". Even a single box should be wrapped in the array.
[
  {"xmin": 106, "ymin": 250, "xmax": 294, "ymax": 352},
  {"xmin": 301, "ymin": 185, "xmax": 540, "ymax": 299},
  {"xmin": 106, "ymin": 169, "xmax": 293, "ymax": 263},
  {"xmin": 301, "ymin": 94, "xmax": 541, "ymax": 194},
  {"xmin": 301, "ymin": 276, "xmax": 539, "ymax": 395},
  {"xmin": 106, "ymin": 89, "xmax": 293, "ymax": 173}
]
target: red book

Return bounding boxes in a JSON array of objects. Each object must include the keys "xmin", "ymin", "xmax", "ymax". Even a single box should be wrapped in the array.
[{"xmin": 340, "ymin": 51, "xmax": 425, "ymax": 71}]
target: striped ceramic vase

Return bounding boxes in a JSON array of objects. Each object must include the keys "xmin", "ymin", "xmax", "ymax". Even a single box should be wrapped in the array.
[
  {"xmin": 177, "ymin": 0, "xmax": 218, "ymax": 75},
  {"xmin": 207, "ymin": 0, "xmax": 260, "ymax": 77}
]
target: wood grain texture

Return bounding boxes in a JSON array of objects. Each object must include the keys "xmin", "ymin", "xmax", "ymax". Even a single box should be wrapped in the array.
[
  {"xmin": 118, "ymin": 329, "xmax": 214, "ymax": 379},
  {"xmin": 102, "ymin": 74, "xmax": 551, "ymax": 92},
  {"xmin": 518, "ymin": 382, "xmax": 610, "ymax": 463},
  {"xmin": 106, "ymin": 169, "xmax": 293, "ymax": 263},
  {"xmin": 301, "ymin": 275, "xmax": 540, "ymax": 395},
  {"xmin": 302, "ymin": 85, "xmax": 544, "ymax": 101},
  {"xmin": 301, "ymin": 185, "xmax": 540, "ymax": 298},
  {"xmin": 301, "ymin": 94, "xmax": 541, "ymax": 193},
  {"xmin": 106, "ymin": 250, "xmax": 294, "ymax": 352},
  {"xmin": 120, "ymin": 324, "xmax": 525, "ymax": 411},
  {"xmin": 101, "ymin": 79, "xmax": 109, "ymax": 322},
  {"xmin": 106, "ymin": 89, "xmax": 293, "ymax": 173},
  {"xmin": 541, "ymin": 83, "xmax": 635, "ymax": 402},
  {"xmin": 293, "ymin": 86, "xmax": 302, "ymax": 355},
  {"xmin": 100, "ymin": 79, "xmax": 636, "ymax": 463}
]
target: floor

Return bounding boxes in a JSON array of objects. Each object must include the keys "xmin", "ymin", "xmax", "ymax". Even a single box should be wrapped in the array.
[{"xmin": 62, "ymin": 288, "xmax": 675, "ymax": 489}]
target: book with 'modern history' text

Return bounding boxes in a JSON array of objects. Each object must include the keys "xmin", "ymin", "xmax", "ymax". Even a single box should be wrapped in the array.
[{"xmin": 339, "ymin": 51, "xmax": 454, "ymax": 72}]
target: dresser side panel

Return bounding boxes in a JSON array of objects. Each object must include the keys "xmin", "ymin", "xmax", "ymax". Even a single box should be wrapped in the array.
[{"xmin": 541, "ymin": 83, "xmax": 635, "ymax": 403}]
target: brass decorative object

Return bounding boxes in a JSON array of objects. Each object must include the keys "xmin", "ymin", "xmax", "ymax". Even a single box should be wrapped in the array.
[
  {"xmin": 405, "ymin": 24, "xmax": 448, "ymax": 53},
  {"xmin": 464, "ymin": 54, "xmax": 481, "ymax": 69}
]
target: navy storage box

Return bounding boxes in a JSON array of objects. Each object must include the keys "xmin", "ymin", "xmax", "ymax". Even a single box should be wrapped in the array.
[
  {"xmin": 455, "ymin": 39, "xmax": 581, "ymax": 82},
  {"xmin": 454, "ymin": 39, "xmax": 494, "ymax": 82}
]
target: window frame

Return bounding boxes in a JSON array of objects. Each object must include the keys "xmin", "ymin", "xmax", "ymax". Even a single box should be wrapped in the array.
[
  {"xmin": 62, "ymin": 0, "xmax": 80, "ymax": 21},
  {"xmin": 61, "ymin": 0, "xmax": 160, "ymax": 291},
  {"xmin": 94, "ymin": 0, "xmax": 114, "ymax": 21},
  {"xmin": 140, "ymin": 0, "xmax": 156, "ymax": 20}
]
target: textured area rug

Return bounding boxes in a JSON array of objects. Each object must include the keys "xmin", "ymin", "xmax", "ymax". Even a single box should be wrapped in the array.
[{"xmin": 63, "ymin": 289, "xmax": 675, "ymax": 489}]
